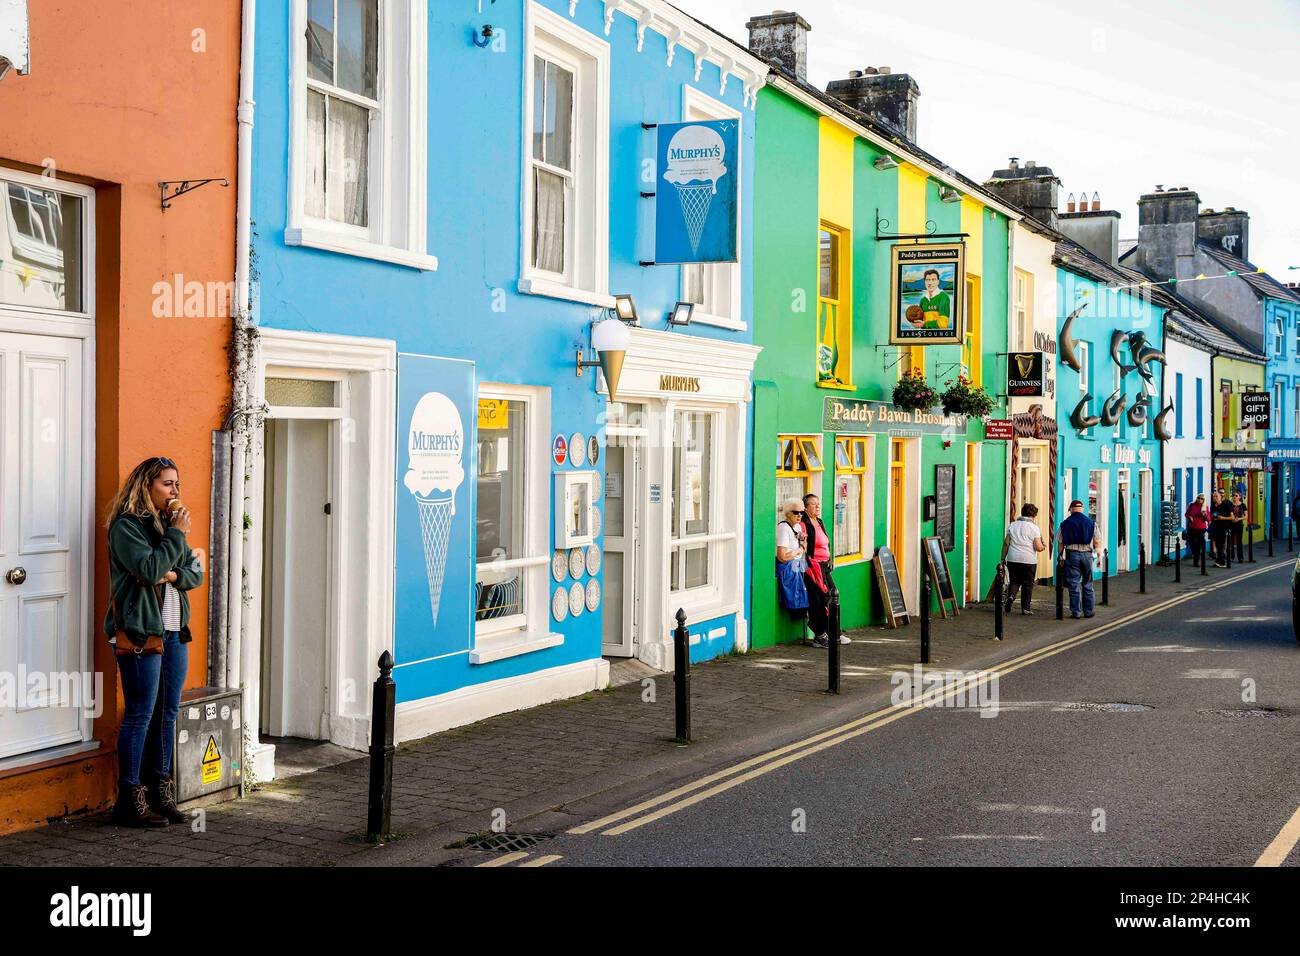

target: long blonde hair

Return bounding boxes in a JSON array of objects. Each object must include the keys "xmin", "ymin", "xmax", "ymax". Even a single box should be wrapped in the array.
[{"xmin": 105, "ymin": 457, "xmax": 179, "ymax": 534}]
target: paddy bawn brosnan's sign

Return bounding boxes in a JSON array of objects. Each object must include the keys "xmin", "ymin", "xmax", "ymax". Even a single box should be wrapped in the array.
[{"xmin": 822, "ymin": 397, "xmax": 969, "ymax": 436}]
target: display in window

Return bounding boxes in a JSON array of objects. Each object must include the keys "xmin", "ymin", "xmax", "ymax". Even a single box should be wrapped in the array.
[{"xmin": 554, "ymin": 471, "xmax": 597, "ymax": 547}]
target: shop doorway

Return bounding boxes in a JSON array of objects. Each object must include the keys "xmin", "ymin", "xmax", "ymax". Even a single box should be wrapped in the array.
[
  {"xmin": 887, "ymin": 437, "xmax": 920, "ymax": 613},
  {"xmin": 602, "ymin": 404, "xmax": 645, "ymax": 658},
  {"xmin": 1017, "ymin": 443, "xmax": 1050, "ymax": 578},
  {"xmin": 1116, "ymin": 469, "xmax": 1130, "ymax": 572},
  {"xmin": 1088, "ymin": 470, "xmax": 1107, "ymax": 574},
  {"xmin": 1139, "ymin": 469, "xmax": 1153, "ymax": 561},
  {"xmin": 259, "ymin": 417, "xmax": 333, "ymax": 740}
]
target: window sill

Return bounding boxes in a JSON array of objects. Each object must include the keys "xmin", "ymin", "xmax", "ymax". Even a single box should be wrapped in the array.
[
  {"xmin": 689, "ymin": 311, "xmax": 748, "ymax": 332},
  {"xmin": 816, "ymin": 381, "xmax": 856, "ymax": 392},
  {"xmin": 469, "ymin": 631, "xmax": 564, "ymax": 665},
  {"xmin": 285, "ymin": 227, "xmax": 440, "ymax": 272},
  {"xmin": 517, "ymin": 277, "xmax": 614, "ymax": 309}
]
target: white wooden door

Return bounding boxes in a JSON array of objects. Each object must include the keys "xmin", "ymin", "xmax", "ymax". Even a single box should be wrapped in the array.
[
  {"xmin": 602, "ymin": 431, "xmax": 642, "ymax": 658},
  {"xmin": 0, "ymin": 332, "xmax": 85, "ymax": 758}
]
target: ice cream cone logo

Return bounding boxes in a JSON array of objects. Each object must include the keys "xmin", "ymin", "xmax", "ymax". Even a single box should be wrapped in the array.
[
  {"xmin": 663, "ymin": 124, "xmax": 728, "ymax": 257},
  {"xmin": 403, "ymin": 393, "xmax": 465, "ymax": 626}
]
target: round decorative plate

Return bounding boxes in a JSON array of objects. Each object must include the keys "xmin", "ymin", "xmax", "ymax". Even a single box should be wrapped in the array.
[
  {"xmin": 552, "ymin": 550, "xmax": 568, "ymax": 583},
  {"xmin": 570, "ymin": 432, "xmax": 587, "ymax": 467},
  {"xmin": 569, "ymin": 547, "xmax": 585, "ymax": 580},
  {"xmin": 569, "ymin": 581, "xmax": 585, "ymax": 617},
  {"xmin": 589, "ymin": 506, "xmax": 602, "ymax": 537},
  {"xmin": 587, "ymin": 435, "xmax": 600, "ymax": 466},
  {"xmin": 585, "ymin": 578, "xmax": 600, "ymax": 612},
  {"xmin": 591, "ymin": 471, "xmax": 602, "ymax": 499},
  {"xmin": 586, "ymin": 542, "xmax": 602, "ymax": 576},
  {"xmin": 552, "ymin": 587, "xmax": 569, "ymax": 623}
]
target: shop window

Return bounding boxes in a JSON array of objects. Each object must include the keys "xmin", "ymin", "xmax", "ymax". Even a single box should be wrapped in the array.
[
  {"xmin": 832, "ymin": 436, "xmax": 873, "ymax": 562},
  {"xmin": 2, "ymin": 177, "xmax": 86, "ymax": 313},
  {"xmin": 777, "ymin": 434, "xmax": 823, "ymax": 511},
  {"xmin": 671, "ymin": 411, "xmax": 717, "ymax": 593},
  {"xmin": 816, "ymin": 224, "xmax": 852, "ymax": 388}
]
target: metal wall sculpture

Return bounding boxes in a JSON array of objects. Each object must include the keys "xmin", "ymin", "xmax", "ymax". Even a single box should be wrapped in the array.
[{"xmin": 1058, "ymin": 304, "xmax": 1085, "ymax": 373}]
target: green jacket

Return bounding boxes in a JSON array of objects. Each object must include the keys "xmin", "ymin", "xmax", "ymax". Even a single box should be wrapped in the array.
[{"xmin": 103, "ymin": 514, "xmax": 203, "ymax": 645}]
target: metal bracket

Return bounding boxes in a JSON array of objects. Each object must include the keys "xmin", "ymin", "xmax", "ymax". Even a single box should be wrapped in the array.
[
  {"xmin": 641, "ymin": 122, "xmax": 659, "ymax": 130},
  {"xmin": 639, "ymin": 260, "xmax": 657, "ymax": 267},
  {"xmin": 874, "ymin": 208, "xmax": 968, "ymax": 243},
  {"xmin": 159, "ymin": 178, "xmax": 229, "ymax": 212},
  {"xmin": 935, "ymin": 362, "xmax": 962, "ymax": 379},
  {"xmin": 640, "ymin": 191, "xmax": 656, "ymax": 198}
]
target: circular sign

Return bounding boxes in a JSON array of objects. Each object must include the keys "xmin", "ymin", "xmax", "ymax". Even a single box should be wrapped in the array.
[
  {"xmin": 588, "ymin": 436, "xmax": 600, "ymax": 466},
  {"xmin": 552, "ymin": 550, "xmax": 568, "ymax": 583},
  {"xmin": 585, "ymin": 579, "xmax": 601, "ymax": 612},
  {"xmin": 552, "ymin": 434, "xmax": 568, "ymax": 466},
  {"xmin": 569, "ymin": 547, "xmax": 585, "ymax": 580},
  {"xmin": 570, "ymin": 432, "xmax": 587, "ymax": 467},
  {"xmin": 586, "ymin": 543, "xmax": 602, "ymax": 576},
  {"xmin": 569, "ymin": 582, "xmax": 585, "ymax": 617},
  {"xmin": 552, "ymin": 587, "xmax": 569, "ymax": 623}
]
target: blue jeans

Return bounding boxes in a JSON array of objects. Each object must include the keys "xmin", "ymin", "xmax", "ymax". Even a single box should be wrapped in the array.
[
  {"xmin": 116, "ymin": 631, "xmax": 187, "ymax": 787},
  {"xmin": 1064, "ymin": 550, "xmax": 1095, "ymax": 617}
]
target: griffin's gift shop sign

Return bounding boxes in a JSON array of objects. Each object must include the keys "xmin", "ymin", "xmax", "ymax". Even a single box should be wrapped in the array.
[
  {"xmin": 1241, "ymin": 392, "xmax": 1270, "ymax": 429},
  {"xmin": 823, "ymin": 397, "xmax": 968, "ymax": 436}
]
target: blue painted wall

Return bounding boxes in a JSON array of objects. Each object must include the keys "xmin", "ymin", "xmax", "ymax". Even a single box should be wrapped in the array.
[{"xmin": 1265, "ymin": 296, "xmax": 1300, "ymax": 530}]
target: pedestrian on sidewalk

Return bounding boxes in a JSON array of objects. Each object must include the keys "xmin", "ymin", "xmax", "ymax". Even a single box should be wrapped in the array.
[
  {"xmin": 1001, "ymin": 503, "xmax": 1045, "ymax": 615},
  {"xmin": 1230, "ymin": 491, "xmax": 1247, "ymax": 562},
  {"xmin": 801, "ymin": 494, "xmax": 849, "ymax": 646},
  {"xmin": 1183, "ymin": 493, "xmax": 1209, "ymax": 566},
  {"xmin": 776, "ymin": 498, "xmax": 810, "ymax": 620},
  {"xmin": 103, "ymin": 457, "xmax": 204, "ymax": 828},
  {"xmin": 1058, "ymin": 500, "xmax": 1100, "ymax": 619},
  {"xmin": 1210, "ymin": 490, "xmax": 1233, "ymax": 567}
]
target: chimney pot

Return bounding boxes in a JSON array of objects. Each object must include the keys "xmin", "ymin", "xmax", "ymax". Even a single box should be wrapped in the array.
[
  {"xmin": 1091, "ymin": 192, "xmax": 1101, "ymax": 211},
  {"xmin": 849, "ymin": 69, "xmax": 863, "ymax": 78},
  {"xmin": 984, "ymin": 158, "xmax": 1060, "ymax": 229},
  {"xmin": 1066, "ymin": 193, "xmax": 1076, "ymax": 213},
  {"xmin": 879, "ymin": 66, "xmax": 891, "ymax": 74},
  {"xmin": 1025, "ymin": 160, "xmax": 1036, "ymax": 169}
]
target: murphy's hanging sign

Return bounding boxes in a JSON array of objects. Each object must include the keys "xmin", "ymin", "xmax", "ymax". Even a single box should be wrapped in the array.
[
  {"xmin": 1007, "ymin": 351, "xmax": 1045, "ymax": 397},
  {"xmin": 655, "ymin": 119, "xmax": 739, "ymax": 265}
]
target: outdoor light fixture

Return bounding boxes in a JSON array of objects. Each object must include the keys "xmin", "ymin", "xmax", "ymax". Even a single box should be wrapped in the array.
[
  {"xmin": 611, "ymin": 294, "xmax": 639, "ymax": 325},
  {"xmin": 576, "ymin": 317, "xmax": 632, "ymax": 401},
  {"xmin": 667, "ymin": 301, "xmax": 694, "ymax": 327},
  {"xmin": 874, "ymin": 154, "xmax": 899, "ymax": 171},
  {"xmin": 939, "ymin": 186, "xmax": 963, "ymax": 204}
]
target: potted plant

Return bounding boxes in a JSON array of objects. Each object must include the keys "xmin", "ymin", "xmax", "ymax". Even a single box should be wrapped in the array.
[
  {"xmin": 940, "ymin": 375, "xmax": 996, "ymax": 418},
  {"xmin": 892, "ymin": 368, "xmax": 940, "ymax": 413}
]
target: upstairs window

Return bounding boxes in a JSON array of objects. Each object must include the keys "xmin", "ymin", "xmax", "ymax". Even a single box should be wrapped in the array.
[
  {"xmin": 1013, "ymin": 268, "xmax": 1033, "ymax": 351},
  {"xmin": 816, "ymin": 224, "xmax": 852, "ymax": 388},
  {"xmin": 1275, "ymin": 316, "xmax": 1286, "ymax": 358}
]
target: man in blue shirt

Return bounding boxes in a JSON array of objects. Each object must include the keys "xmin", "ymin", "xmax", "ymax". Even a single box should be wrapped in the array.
[{"xmin": 1058, "ymin": 500, "xmax": 1101, "ymax": 619}]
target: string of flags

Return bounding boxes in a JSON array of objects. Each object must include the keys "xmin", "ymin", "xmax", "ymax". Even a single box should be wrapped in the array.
[{"xmin": 1105, "ymin": 264, "xmax": 1299, "ymax": 294}]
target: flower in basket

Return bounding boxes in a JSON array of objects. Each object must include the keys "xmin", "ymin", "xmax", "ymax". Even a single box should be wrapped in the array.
[
  {"xmin": 940, "ymin": 375, "xmax": 996, "ymax": 418},
  {"xmin": 892, "ymin": 367, "xmax": 940, "ymax": 413}
]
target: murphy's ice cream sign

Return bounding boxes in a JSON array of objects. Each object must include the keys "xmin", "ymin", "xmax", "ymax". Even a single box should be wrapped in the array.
[{"xmin": 655, "ymin": 119, "xmax": 739, "ymax": 264}]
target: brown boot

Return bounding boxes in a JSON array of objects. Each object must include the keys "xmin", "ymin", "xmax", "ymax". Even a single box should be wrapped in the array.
[
  {"xmin": 147, "ymin": 775, "xmax": 188, "ymax": 824},
  {"xmin": 111, "ymin": 784, "xmax": 169, "ymax": 828}
]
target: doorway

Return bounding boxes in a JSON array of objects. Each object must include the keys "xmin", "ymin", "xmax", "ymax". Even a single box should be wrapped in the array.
[
  {"xmin": 1116, "ymin": 469, "xmax": 1130, "ymax": 571},
  {"xmin": 1017, "ymin": 443, "xmax": 1050, "ymax": 578},
  {"xmin": 602, "ymin": 404, "xmax": 645, "ymax": 658},
  {"xmin": 964, "ymin": 442, "xmax": 980, "ymax": 602},
  {"xmin": 1139, "ymin": 469, "xmax": 1153, "ymax": 561},
  {"xmin": 259, "ymin": 418, "xmax": 333, "ymax": 740},
  {"xmin": 889, "ymin": 439, "xmax": 906, "ymax": 585},
  {"xmin": 1088, "ymin": 469, "xmax": 1107, "ymax": 574}
]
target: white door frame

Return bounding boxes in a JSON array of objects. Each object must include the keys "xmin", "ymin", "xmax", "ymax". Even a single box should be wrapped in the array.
[
  {"xmin": 1116, "ymin": 467, "xmax": 1131, "ymax": 572},
  {"xmin": 1139, "ymin": 467, "xmax": 1153, "ymax": 560},
  {"xmin": 601, "ymin": 420, "xmax": 644, "ymax": 658},
  {"xmin": 0, "ymin": 167, "xmax": 97, "ymax": 765},
  {"xmin": 244, "ymin": 328, "xmax": 395, "ymax": 778}
]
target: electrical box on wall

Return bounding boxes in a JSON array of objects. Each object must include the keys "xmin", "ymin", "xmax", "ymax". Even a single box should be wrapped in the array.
[{"xmin": 555, "ymin": 471, "xmax": 597, "ymax": 548}]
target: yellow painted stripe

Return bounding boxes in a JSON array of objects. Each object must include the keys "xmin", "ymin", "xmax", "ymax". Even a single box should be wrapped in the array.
[
  {"xmin": 596, "ymin": 561, "xmax": 1286, "ymax": 837},
  {"xmin": 817, "ymin": 117, "xmax": 855, "ymax": 227},
  {"xmin": 898, "ymin": 164, "xmax": 927, "ymax": 234},
  {"xmin": 476, "ymin": 851, "xmax": 530, "ymax": 867},
  {"xmin": 1255, "ymin": 806, "xmax": 1300, "ymax": 867},
  {"xmin": 960, "ymin": 198, "xmax": 983, "ymax": 275},
  {"xmin": 518, "ymin": 854, "xmax": 564, "ymax": 867}
]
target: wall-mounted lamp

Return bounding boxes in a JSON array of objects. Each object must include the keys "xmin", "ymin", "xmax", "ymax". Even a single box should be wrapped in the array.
[
  {"xmin": 874, "ymin": 154, "xmax": 900, "ymax": 171},
  {"xmin": 576, "ymin": 318, "xmax": 631, "ymax": 401},
  {"xmin": 667, "ymin": 301, "xmax": 694, "ymax": 327},
  {"xmin": 938, "ymin": 185, "xmax": 963, "ymax": 204},
  {"xmin": 611, "ymin": 293, "xmax": 639, "ymax": 325}
]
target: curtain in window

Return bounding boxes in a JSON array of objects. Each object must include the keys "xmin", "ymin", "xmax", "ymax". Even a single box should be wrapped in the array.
[{"xmin": 534, "ymin": 168, "xmax": 566, "ymax": 274}]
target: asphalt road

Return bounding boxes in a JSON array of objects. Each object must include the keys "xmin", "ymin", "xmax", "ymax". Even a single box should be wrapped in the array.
[{"xmin": 511, "ymin": 561, "xmax": 1300, "ymax": 866}]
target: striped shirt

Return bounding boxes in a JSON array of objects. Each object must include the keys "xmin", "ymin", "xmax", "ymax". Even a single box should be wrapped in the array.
[{"xmin": 161, "ymin": 582, "xmax": 182, "ymax": 632}]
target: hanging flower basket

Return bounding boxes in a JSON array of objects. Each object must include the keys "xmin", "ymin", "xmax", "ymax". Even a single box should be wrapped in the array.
[
  {"xmin": 940, "ymin": 376, "xmax": 996, "ymax": 418},
  {"xmin": 892, "ymin": 368, "xmax": 940, "ymax": 413}
]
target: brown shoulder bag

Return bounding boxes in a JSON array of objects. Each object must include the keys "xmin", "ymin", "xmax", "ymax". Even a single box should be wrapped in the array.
[{"xmin": 112, "ymin": 585, "xmax": 166, "ymax": 657}]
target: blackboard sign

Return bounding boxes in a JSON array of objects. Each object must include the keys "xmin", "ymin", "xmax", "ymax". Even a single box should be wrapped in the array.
[
  {"xmin": 924, "ymin": 535, "xmax": 959, "ymax": 618},
  {"xmin": 1159, "ymin": 501, "xmax": 1179, "ymax": 537},
  {"xmin": 934, "ymin": 464, "xmax": 956, "ymax": 552},
  {"xmin": 872, "ymin": 547, "xmax": 909, "ymax": 628}
]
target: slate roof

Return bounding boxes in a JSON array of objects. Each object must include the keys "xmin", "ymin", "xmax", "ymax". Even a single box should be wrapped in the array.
[{"xmin": 1196, "ymin": 241, "xmax": 1300, "ymax": 305}]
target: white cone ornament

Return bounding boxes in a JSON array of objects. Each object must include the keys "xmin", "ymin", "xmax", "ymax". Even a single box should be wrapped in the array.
[
  {"xmin": 663, "ymin": 125, "xmax": 727, "ymax": 256},
  {"xmin": 592, "ymin": 317, "xmax": 630, "ymax": 402},
  {"xmin": 403, "ymin": 393, "xmax": 465, "ymax": 626}
]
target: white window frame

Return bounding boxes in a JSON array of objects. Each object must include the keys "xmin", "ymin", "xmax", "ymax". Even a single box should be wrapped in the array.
[
  {"xmin": 0, "ymin": 169, "xmax": 94, "ymax": 322},
  {"xmin": 472, "ymin": 383, "xmax": 555, "ymax": 660},
  {"xmin": 669, "ymin": 406, "xmax": 723, "ymax": 601},
  {"xmin": 286, "ymin": 0, "xmax": 436, "ymax": 271},
  {"xmin": 519, "ymin": 3, "xmax": 611, "ymax": 308},
  {"xmin": 1275, "ymin": 316, "xmax": 1285, "ymax": 357},
  {"xmin": 1013, "ymin": 268, "xmax": 1032, "ymax": 351},
  {"xmin": 1077, "ymin": 341, "xmax": 1089, "ymax": 394},
  {"xmin": 1275, "ymin": 380, "xmax": 1284, "ymax": 437},
  {"xmin": 678, "ymin": 84, "xmax": 745, "ymax": 332}
]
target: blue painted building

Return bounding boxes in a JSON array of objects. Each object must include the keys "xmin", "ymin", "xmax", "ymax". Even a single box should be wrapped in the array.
[
  {"xmin": 238, "ymin": 0, "xmax": 766, "ymax": 777},
  {"xmin": 1264, "ymin": 290, "xmax": 1300, "ymax": 531}
]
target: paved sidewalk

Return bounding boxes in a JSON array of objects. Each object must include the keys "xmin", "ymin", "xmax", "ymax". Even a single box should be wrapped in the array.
[{"xmin": 0, "ymin": 554, "xmax": 1286, "ymax": 867}]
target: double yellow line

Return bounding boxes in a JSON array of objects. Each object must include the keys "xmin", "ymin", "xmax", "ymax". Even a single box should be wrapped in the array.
[{"xmin": 570, "ymin": 560, "xmax": 1288, "ymax": 838}]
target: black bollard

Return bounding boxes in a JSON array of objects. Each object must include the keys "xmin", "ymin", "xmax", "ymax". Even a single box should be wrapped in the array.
[
  {"xmin": 1102, "ymin": 548, "xmax": 1110, "ymax": 606},
  {"xmin": 1249, "ymin": 523, "xmax": 1256, "ymax": 563},
  {"xmin": 367, "ymin": 650, "xmax": 396, "ymax": 842},
  {"xmin": 1269, "ymin": 519, "xmax": 1274, "ymax": 558},
  {"xmin": 673, "ymin": 608, "xmax": 691, "ymax": 743},
  {"xmin": 827, "ymin": 587, "xmax": 841, "ymax": 695},
  {"xmin": 1056, "ymin": 557, "xmax": 1065, "ymax": 620},
  {"xmin": 1139, "ymin": 543, "xmax": 1147, "ymax": 594},
  {"xmin": 920, "ymin": 565, "xmax": 931, "ymax": 665},
  {"xmin": 1175, "ymin": 536, "xmax": 1182, "ymax": 583},
  {"xmin": 994, "ymin": 563, "xmax": 1005, "ymax": 641},
  {"xmin": 1201, "ymin": 537, "xmax": 1208, "ymax": 576},
  {"xmin": 1226, "ymin": 531, "xmax": 1232, "ymax": 569}
]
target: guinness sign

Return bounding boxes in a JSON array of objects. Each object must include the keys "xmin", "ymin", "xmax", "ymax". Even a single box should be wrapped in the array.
[{"xmin": 1007, "ymin": 351, "xmax": 1045, "ymax": 397}]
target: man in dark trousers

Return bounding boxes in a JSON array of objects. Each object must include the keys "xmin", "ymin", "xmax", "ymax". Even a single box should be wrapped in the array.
[{"xmin": 1058, "ymin": 500, "xmax": 1101, "ymax": 619}]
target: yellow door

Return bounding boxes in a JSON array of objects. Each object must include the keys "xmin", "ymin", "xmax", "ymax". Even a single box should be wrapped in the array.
[
  {"xmin": 890, "ymin": 439, "xmax": 906, "ymax": 581},
  {"xmin": 966, "ymin": 442, "xmax": 977, "ymax": 601}
]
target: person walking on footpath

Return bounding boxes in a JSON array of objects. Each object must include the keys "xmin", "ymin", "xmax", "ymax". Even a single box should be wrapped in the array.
[
  {"xmin": 1184, "ymin": 493, "xmax": 1209, "ymax": 567},
  {"xmin": 801, "ymin": 493, "xmax": 849, "ymax": 645},
  {"xmin": 1210, "ymin": 490, "xmax": 1234, "ymax": 567},
  {"xmin": 1001, "ymin": 503, "xmax": 1045, "ymax": 615},
  {"xmin": 104, "ymin": 457, "xmax": 204, "ymax": 827},
  {"xmin": 1230, "ymin": 491, "xmax": 1247, "ymax": 562},
  {"xmin": 1058, "ymin": 500, "xmax": 1100, "ymax": 620}
]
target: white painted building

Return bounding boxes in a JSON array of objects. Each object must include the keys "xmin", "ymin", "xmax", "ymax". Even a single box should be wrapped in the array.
[{"xmin": 1162, "ymin": 311, "xmax": 1216, "ymax": 547}]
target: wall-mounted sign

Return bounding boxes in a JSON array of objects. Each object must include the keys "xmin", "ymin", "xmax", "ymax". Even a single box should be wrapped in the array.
[
  {"xmin": 823, "ymin": 397, "xmax": 967, "ymax": 436},
  {"xmin": 552, "ymin": 434, "xmax": 568, "ymax": 467},
  {"xmin": 888, "ymin": 243, "xmax": 966, "ymax": 345},
  {"xmin": 659, "ymin": 373, "xmax": 702, "ymax": 393},
  {"xmin": 1099, "ymin": 445, "xmax": 1152, "ymax": 466},
  {"xmin": 1007, "ymin": 351, "xmax": 1045, "ymax": 397},
  {"xmin": 1214, "ymin": 454, "xmax": 1265, "ymax": 471},
  {"xmin": 655, "ymin": 119, "xmax": 739, "ymax": 264},
  {"xmin": 1268, "ymin": 448, "xmax": 1300, "ymax": 460},
  {"xmin": 1241, "ymin": 392, "xmax": 1270, "ymax": 429},
  {"xmin": 649, "ymin": 483, "xmax": 662, "ymax": 503},
  {"xmin": 984, "ymin": 419, "xmax": 1014, "ymax": 441},
  {"xmin": 570, "ymin": 432, "xmax": 587, "ymax": 467}
]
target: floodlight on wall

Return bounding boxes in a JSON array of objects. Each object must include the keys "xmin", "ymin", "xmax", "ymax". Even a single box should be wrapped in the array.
[
  {"xmin": 667, "ymin": 301, "xmax": 694, "ymax": 327},
  {"xmin": 938, "ymin": 185, "xmax": 963, "ymax": 204},
  {"xmin": 874, "ymin": 154, "xmax": 900, "ymax": 171},
  {"xmin": 576, "ymin": 317, "xmax": 632, "ymax": 401},
  {"xmin": 611, "ymin": 294, "xmax": 639, "ymax": 325}
]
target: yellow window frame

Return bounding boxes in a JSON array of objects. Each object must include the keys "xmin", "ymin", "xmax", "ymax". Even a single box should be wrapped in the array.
[
  {"xmin": 962, "ymin": 274, "xmax": 983, "ymax": 387},
  {"xmin": 832, "ymin": 436, "xmax": 870, "ymax": 563},
  {"xmin": 816, "ymin": 222, "xmax": 853, "ymax": 390},
  {"xmin": 777, "ymin": 433, "xmax": 824, "ymax": 505}
]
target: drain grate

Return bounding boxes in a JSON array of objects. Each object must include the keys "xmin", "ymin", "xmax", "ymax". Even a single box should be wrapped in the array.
[
  {"xmin": 1065, "ymin": 701, "xmax": 1153, "ymax": 712},
  {"xmin": 445, "ymin": 830, "xmax": 557, "ymax": 854},
  {"xmin": 1197, "ymin": 708, "xmax": 1288, "ymax": 719}
]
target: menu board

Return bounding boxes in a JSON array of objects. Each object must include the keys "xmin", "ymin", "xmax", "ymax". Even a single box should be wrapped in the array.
[
  {"xmin": 924, "ymin": 535, "xmax": 959, "ymax": 618},
  {"xmin": 934, "ymin": 464, "xmax": 956, "ymax": 552},
  {"xmin": 872, "ymin": 547, "xmax": 909, "ymax": 628}
]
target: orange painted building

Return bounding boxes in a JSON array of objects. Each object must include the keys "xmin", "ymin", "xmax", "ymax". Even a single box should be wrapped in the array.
[{"xmin": 0, "ymin": 1, "xmax": 238, "ymax": 832}]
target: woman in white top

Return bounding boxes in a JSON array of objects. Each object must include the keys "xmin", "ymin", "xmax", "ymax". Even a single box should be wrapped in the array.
[
  {"xmin": 776, "ymin": 497, "xmax": 807, "ymax": 563},
  {"xmin": 1001, "ymin": 503, "xmax": 1046, "ymax": 614}
]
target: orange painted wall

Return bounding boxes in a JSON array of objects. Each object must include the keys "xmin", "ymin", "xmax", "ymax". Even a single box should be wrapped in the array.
[{"xmin": 0, "ymin": 1, "xmax": 239, "ymax": 832}]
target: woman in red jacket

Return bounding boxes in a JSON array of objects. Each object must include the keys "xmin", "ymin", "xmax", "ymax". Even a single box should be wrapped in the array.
[{"xmin": 1184, "ymin": 493, "xmax": 1209, "ymax": 567}]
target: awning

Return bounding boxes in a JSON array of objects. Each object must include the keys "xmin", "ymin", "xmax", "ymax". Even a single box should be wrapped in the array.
[{"xmin": 0, "ymin": 0, "xmax": 30, "ymax": 81}]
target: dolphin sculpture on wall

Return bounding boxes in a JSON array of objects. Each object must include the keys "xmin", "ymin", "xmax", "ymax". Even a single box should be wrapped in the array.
[
  {"xmin": 1127, "ymin": 401, "xmax": 1148, "ymax": 428},
  {"xmin": 1098, "ymin": 387, "xmax": 1127, "ymax": 427},
  {"xmin": 1071, "ymin": 394, "xmax": 1101, "ymax": 431},
  {"xmin": 1132, "ymin": 339, "xmax": 1167, "ymax": 397},
  {"xmin": 1059, "ymin": 304, "xmax": 1086, "ymax": 373},
  {"xmin": 1109, "ymin": 330, "xmax": 1137, "ymax": 378},
  {"xmin": 1152, "ymin": 401, "xmax": 1175, "ymax": 441}
]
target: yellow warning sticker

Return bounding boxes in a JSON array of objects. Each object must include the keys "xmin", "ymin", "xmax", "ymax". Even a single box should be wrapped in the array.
[{"xmin": 201, "ymin": 734, "xmax": 221, "ymax": 785}]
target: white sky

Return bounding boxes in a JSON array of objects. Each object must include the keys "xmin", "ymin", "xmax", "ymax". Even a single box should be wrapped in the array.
[{"xmin": 677, "ymin": 0, "xmax": 1300, "ymax": 278}]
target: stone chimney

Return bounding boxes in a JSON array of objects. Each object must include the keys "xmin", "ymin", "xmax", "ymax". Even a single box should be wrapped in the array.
[
  {"xmin": 1197, "ymin": 206, "xmax": 1249, "ymax": 261},
  {"xmin": 1059, "ymin": 191, "xmax": 1121, "ymax": 266},
  {"xmin": 825, "ymin": 67, "xmax": 920, "ymax": 142},
  {"xmin": 746, "ymin": 10, "xmax": 811, "ymax": 82},
  {"xmin": 1133, "ymin": 186, "xmax": 1200, "ymax": 283},
  {"xmin": 983, "ymin": 158, "xmax": 1061, "ymax": 229}
]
